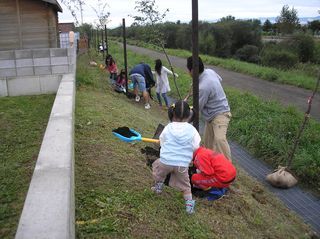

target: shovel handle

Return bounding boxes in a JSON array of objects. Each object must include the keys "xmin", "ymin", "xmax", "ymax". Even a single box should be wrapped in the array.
[{"xmin": 141, "ymin": 137, "xmax": 160, "ymax": 143}]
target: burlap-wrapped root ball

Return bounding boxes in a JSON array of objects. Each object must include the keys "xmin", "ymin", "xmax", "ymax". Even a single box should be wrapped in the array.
[{"xmin": 266, "ymin": 166, "xmax": 298, "ymax": 189}]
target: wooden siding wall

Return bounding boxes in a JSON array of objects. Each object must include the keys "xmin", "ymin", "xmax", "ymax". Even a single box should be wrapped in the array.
[
  {"xmin": 0, "ymin": 0, "xmax": 58, "ymax": 50},
  {"xmin": 0, "ymin": 0, "xmax": 20, "ymax": 50}
]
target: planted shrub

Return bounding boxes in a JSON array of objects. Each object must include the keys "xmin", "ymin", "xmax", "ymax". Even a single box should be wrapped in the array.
[
  {"xmin": 235, "ymin": 44, "xmax": 260, "ymax": 63},
  {"xmin": 261, "ymin": 49, "xmax": 298, "ymax": 69}
]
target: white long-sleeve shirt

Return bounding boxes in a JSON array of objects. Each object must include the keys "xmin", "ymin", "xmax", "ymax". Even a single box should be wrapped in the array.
[
  {"xmin": 153, "ymin": 66, "xmax": 178, "ymax": 94},
  {"xmin": 160, "ymin": 122, "xmax": 201, "ymax": 167}
]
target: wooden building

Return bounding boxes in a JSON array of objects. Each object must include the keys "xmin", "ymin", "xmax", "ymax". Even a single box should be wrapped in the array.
[
  {"xmin": 0, "ymin": 0, "xmax": 62, "ymax": 50},
  {"xmin": 59, "ymin": 22, "xmax": 75, "ymax": 33}
]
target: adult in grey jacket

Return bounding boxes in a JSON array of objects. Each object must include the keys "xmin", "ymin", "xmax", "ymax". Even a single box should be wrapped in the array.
[{"xmin": 187, "ymin": 56, "xmax": 232, "ymax": 160}]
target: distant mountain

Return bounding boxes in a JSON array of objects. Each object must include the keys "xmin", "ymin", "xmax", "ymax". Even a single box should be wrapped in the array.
[{"xmin": 259, "ymin": 16, "xmax": 320, "ymax": 25}]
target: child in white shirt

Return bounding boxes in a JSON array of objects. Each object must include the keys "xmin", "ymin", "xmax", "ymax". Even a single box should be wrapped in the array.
[
  {"xmin": 154, "ymin": 59, "xmax": 178, "ymax": 108},
  {"xmin": 152, "ymin": 100, "xmax": 201, "ymax": 214}
]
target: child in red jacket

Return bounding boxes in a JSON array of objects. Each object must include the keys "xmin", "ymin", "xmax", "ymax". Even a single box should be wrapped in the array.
[{"xmin": 191, "ymin": 147, "xmax": 236, "ymax": 189}]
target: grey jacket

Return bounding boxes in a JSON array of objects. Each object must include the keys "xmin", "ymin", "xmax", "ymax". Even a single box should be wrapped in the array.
[{"xmin": 199, "ymin": 69, "xmax": 230, "ymax": 122}]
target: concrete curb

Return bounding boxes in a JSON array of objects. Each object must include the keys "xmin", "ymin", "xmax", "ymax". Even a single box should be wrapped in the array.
[{"xmin": 15, "ymin": 47, "xmax": 76, "ymax": 238}]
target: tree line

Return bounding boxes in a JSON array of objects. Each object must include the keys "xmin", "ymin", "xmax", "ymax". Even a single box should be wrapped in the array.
[
  {"xmin": 109, "ymin": 25, "xmax": 319, "ymax": 70},
  {"xmin": 76, "ymin": 4, "xmax": 320, "ymax": 70}
]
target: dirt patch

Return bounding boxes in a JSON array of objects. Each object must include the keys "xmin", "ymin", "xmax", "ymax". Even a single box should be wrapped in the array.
[
  {"xmin": 251, "ymin": 185, "xmax": 268, "ymax": 204},
  {"xmin": 112, "ymin": 126, "xmax": 138, "ymax": 138},
  {"xmin": 141, "ymin": 146, "xmax": 160, "ymax": 168}
]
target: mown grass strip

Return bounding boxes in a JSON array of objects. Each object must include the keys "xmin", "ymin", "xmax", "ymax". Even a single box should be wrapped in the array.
[{"xmin": 0, "ymin": 95, "xmax": 55, "ymax": 238}]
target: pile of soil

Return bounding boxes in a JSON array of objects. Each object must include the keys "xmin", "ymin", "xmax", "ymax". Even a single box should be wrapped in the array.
[
  {"xmin": 112, "ymin": 127, "xmax": 138, "ymax": 138},
  {"xmin": 141, "ymin": 146, "xmax": 160, "ymax": 168}
]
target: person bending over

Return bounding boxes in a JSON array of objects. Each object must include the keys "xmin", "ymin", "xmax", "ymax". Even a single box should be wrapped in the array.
[
  {"xmin": 129, "ymin": 63, "xmax": 155, "ymax": 110},
  {"xmin": 187, "ymin": 56, "xmax": 232, "ymax": 160}
]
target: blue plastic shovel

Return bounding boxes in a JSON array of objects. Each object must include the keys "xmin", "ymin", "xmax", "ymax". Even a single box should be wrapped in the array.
[{"xmin": 112, "ymin": 127, "xmax": 160, "ymax": 143}]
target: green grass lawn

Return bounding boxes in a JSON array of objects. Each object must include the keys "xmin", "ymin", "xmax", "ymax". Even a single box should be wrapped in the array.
[
  {"xmin": 0, "ymin": 94, "xmax": 54, "ymax": 238},
  {"xmin": 75, "ymin": 50, "xmax": 315, "ymax": 238}
]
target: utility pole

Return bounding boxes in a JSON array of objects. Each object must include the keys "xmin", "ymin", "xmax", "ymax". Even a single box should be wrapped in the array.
[
  {"xmin": 105, "ymin": 25, "xmax": 108, "ymax": 55},
  {"xmin": 192, "ymin": 0, "xmax": 199, "ymax": 131},
  {"xmin": 101, "ymin": 28, "xmax": 104, "ymax": 60},
  {"xmin": 122, "ymin": 18, "xmax": 128, "ymax": 95}
]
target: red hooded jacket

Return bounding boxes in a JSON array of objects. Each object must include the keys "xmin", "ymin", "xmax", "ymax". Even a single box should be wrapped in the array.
[{"xmin": 193, "ymin": 147, "xmax": 236, "ymax": 183}]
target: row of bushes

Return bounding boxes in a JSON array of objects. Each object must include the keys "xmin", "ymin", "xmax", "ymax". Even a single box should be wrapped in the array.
[{"xmin": 234, "ymin": 34, "xmax": 320, "ymax": 70}]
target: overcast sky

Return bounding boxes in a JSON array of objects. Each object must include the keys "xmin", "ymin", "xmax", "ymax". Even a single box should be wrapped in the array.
[{"xmin": 58, "ymin": 0, "xmax": 319, "ymax": 28}]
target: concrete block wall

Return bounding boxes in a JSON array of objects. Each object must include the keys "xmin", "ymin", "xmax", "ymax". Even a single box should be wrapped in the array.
[
  {"xmin": 15, "ymin": 46, "xmax": 77, "ymax": 239},
  {"xmin": 0, "ymin": 47, "xmax": 75, "ymax": 97}
]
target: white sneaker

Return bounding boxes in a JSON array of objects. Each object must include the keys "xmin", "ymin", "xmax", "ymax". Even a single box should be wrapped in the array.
[
  {"xmin": 145, "ymin": 103, "xmax": 151, "ymax": 109},
  {"xmin": 151, "ymin": 182, "xmax": 163, "ymax": 194},
  {"xmin": 135, "ymin": 95, "xmax": 140, "ymax": 102},
  {"xmin": 185, "ymin": 200, "xmax": 195, "ymax": 214}
]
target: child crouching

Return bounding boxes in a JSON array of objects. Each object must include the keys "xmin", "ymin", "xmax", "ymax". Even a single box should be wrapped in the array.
[
  {"xmin": 114, "ymin": 69, "xmax": 127, "ymax": 93},
  {"xmin": 151, "ymin": 100, "xmax": 201, "ymax": 214},
  {"xmin": 191, "ymin": 147, "xmax": 236, "ymax": 190}
]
